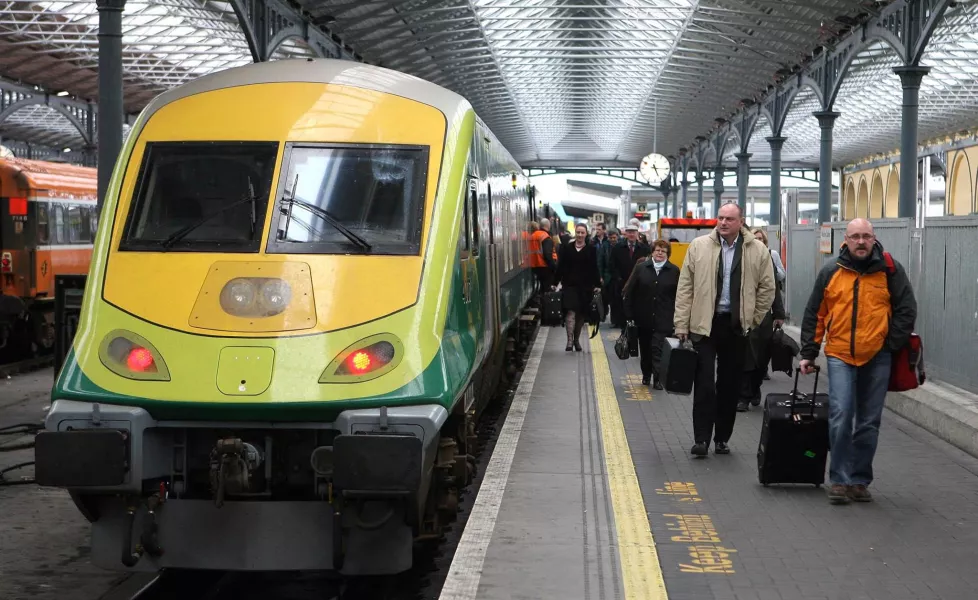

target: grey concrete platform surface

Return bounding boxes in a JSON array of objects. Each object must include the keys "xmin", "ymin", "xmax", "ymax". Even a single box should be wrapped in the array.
[
  {"xmin": 0, "ymin": 369, "xmax": 128, "ymax": 600},
  {"xmin": 604, "ymin": 330, "xmax": 978, "ymax": 600},
  {"xmin": 459, "ymin": 327, "xmax": 624, "ymax": 600}
]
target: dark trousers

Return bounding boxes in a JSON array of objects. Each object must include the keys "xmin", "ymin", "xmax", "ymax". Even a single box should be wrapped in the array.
[
  {"xmin": 533, "ymin": 268, "xmax": 554, "ymax": 303},
  {"xmin": 638, "ymin": 327, "xmax": 666, "ymax": 380},
  {"xmin": 740, "ymin": 312, "xmax": 774, "ymax": 404},
  {"xmin": 610, "ymin": 280, "xmax": 625, "ymax": 327},
  {"xmin": 692, "ymin": 313, "xmax": 747, "ymax": 444}
]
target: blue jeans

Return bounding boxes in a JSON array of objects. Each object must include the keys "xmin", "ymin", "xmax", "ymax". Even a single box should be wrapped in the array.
[{"xmin": 826, "ymin": 351, "xmax": 891, "ymax": 486}]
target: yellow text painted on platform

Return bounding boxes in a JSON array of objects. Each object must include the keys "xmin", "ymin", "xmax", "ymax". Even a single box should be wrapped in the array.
[
  {"xmin": 655, "ymin": 481, "xmax": 702, "ymax": 503},
  {"xmin": 622, "ymin": 373, "xmax": 652, "ymax": 401},
  {"xmin": 664, "ymin": 513, "xmax": 737, "ymax": 574}
]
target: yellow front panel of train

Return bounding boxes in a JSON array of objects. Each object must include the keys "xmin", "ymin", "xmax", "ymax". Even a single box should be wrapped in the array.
[
  {"xmin": 189, "ymin": 261, "xmax": 316, "ymax": 333},
  {"xmin": 102, "ymin": 83, "xmax": 446, "ymax": 336}
]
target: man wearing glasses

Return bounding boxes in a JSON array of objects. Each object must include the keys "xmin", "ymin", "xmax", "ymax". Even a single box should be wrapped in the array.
[
  {"xmin": 675, "ymin": 203, "xmax": 776, "ymax": 457},
  {"xmin": 799, "ymin": 218, "xmax": 917, "ymax": 505}
]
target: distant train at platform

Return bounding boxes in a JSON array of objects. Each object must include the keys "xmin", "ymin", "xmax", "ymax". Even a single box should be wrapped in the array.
[
  {"xmin": 34, "ymin": 59, "xmax": 535, "ymax": 575},
  {"xmin": 0, "ymin": 157, "xmax": 97, "ymax": 358}
]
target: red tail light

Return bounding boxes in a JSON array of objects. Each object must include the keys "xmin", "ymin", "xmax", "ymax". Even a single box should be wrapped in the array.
[
  {"xmin": 0, "ymin": 252, "xmax": 11, "ymax": 274},
  {"xmin": 348, "ymin": 351, "xmax": 373, "ymax": 373},
  {"xmin": 126, "ymin": 347, "xmax": 155, "ymax": 372}
]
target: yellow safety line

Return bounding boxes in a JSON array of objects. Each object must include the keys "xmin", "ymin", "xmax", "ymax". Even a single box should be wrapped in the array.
[{"xmin": 590, "ymin": 336, "xmax": 669, "ymax": 600}]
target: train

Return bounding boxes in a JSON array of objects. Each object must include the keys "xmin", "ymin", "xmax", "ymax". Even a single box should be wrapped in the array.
[
  {"xmin": 34, "ymin": 58, "xmax": 537, "ymax": 575},
  {"xmin": 0, "ymin": 157, "xmax": 97, "ymax": 358}
]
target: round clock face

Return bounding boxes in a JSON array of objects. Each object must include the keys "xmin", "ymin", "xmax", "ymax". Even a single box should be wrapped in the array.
[{"xmin": 639, "ymin": 153, "xmax": 671, "ymax": 185}]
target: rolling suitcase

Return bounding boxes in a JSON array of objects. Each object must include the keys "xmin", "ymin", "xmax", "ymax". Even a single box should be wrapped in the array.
[
  {"xmin": 757, "ymin": 366, "xmax": 829, "ymax": 487},
  {"xmin": 659, "ymin": 337, "xmax": 697, "ymax": 395},
  {"xmin": 543, "ymin": 290, "xmax": 562, "ymax": 326}
]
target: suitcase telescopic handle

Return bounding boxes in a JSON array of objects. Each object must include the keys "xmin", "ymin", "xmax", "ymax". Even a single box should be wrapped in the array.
[{"xmin": 792, "ymin": 365, "xmax": 821, "ymax": 417}]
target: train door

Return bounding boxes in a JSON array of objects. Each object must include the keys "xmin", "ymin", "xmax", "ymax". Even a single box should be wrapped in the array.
[{"xmin": 1, "ymin": 193, "xmax": 32, "ymax": 299}]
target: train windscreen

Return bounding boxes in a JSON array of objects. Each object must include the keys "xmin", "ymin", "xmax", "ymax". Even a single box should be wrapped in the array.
[
  {"xmin": 267, "ymin": 143, "xmax": 429, "ymax": 256},
  {"xmin": 119, "ymin": 141, "xmax": 279, "ymax": 253}
]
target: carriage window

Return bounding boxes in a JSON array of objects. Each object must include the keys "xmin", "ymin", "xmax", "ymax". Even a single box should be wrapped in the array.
[
  {"xmin": 51, "ymin": 205, "xmax": 65, "ymax": 245},
  {"xmin": 36, "ymin": 203, "xmax": 50, "ymax": 244},
  {"xmin": 67, "ymin": 206, "xmax": 85, "ymax": 243},
  {"xmin": 268, "ymin": 144, "xmax": 429, "ymax": 256},
  {"xmin": 120, "ymin": 142, "xmax": 279, "ymax": 252}
]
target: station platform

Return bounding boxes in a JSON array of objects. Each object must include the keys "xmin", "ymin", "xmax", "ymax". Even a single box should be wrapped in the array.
[{"xmin": 439, "ymin": 323, "xmax": 978, "ymax": 600}]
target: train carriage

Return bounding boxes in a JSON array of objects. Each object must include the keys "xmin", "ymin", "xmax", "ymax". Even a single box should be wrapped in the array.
[
  {"xmin": 34, "ymin": 59, "xmax": 534, "ymax": 575},
  {"xmin": 0, "ymin": 157, "xmax": 97, "ymax": 357}
]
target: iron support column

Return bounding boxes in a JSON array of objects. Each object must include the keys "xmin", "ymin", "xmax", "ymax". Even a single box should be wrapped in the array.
[
  {"xmin": 735, "ymin": 152, "xmax": 751, "ymax": 214},
  {"xmin": 766, "ymin": 136, "xmax": 787, "ymax": 226},
  {"xmin": 813, "ymin": 110, "xmax": 840, "ymax": 224},
  {"xmin": 894, "ymin": 65, "xmax": 930, "ymax": 220},
  {"xmin": 671, "ymin": 184, "xmax": 680, "ymax": 218},
  {"xmin": 696, "ymin": 174, "xmax": 704, "ymax": 209},
  {"xmin": 97, "ymin": 0, "xmax": 126, "ymax": 216},
  {"xmin": 680, "ymin": 178, "xmax": 689, "ymax": 217},
  {"xmin": 713, "ymin": 166, "xmax": 724, "ymax": 214}
]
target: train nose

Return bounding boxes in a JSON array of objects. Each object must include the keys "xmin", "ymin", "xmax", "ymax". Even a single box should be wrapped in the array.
[{"xmin": 216, "ymin": 347, "xmax": 275, "ymax": 395}]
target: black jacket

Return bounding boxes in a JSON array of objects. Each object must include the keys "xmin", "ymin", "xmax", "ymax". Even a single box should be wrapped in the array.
[
  {"xmin": 622, "ymin": 260, "xmax": 680, "ymax": 332},
  {"xmin": 555, "ymin": 240, "xmax": 601, "ymax": 290},
  {"xmin": 610, "ymin": 240, "xmax": 651, "ymax": 283}
]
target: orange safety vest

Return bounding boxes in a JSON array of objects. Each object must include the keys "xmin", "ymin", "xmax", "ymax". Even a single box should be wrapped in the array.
[{"xmin": 529, "ymin": 229, "xmax": 550, "ymax": 268}]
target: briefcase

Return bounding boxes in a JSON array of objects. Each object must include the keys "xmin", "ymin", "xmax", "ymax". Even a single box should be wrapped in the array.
[
  {"xmin": 757, "ymin": 366, "xmax": 829, "ymax": 487},
  {"xmin": 769, "ymin": 326, "xmax": 799, "ymax": 376},
  {"xmin": 659, "ymin": 337, "xmax": 696, "ymax": 395}
]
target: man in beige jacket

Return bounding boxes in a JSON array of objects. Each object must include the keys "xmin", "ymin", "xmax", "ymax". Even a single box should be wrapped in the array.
[{"xmin": 674, "ymin": 203, "xmax": 776, "ymax": 457}]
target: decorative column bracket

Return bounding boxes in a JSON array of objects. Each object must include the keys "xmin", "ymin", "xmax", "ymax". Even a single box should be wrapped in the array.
[
  {"xmin": 230, "ymin": 0, "xmax": 361, "ymax": 63},
  {"xmin": 682, "ymin": 0, "xmax": 953, "ymax": 177}
]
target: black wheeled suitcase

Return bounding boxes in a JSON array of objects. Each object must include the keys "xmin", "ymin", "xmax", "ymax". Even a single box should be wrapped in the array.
[
  {"xmin": 543, "ymin": 290, "xmax": 562, "ymax": 326},
  {"xmin": 757, "ymin": 366, "xmax": 829, "ymax": 487},
  {"xmin": 659, "ymin": 337, "xmax": 697, "ymax": 395}
]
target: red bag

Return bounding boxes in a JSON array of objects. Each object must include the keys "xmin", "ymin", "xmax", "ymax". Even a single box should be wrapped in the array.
[{"xmin": 882, "ymin": 252, "xmax": 925, "ymax": 392}]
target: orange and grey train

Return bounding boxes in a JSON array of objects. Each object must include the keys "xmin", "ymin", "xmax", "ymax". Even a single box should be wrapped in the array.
[
  {"xmin": 34, "ymin": 59, "xmax": 536, "ymax": 574},
  {"xmin": 0, "ymin": 158, "xmax": 98, "ymax": 357}
]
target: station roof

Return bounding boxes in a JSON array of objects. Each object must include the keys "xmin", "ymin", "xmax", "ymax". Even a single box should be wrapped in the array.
[{"xmin": 2, "ymin": 0, "xmax": 978, "ymax": 173}]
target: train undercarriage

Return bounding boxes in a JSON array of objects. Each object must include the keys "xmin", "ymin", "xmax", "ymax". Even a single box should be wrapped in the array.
[{"xmin": 34, "ymin": 311, "xmax": 537, "ymax": 575}]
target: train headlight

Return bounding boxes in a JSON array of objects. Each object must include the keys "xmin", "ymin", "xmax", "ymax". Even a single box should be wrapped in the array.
[
  {"xmin": 98, "ymin": 330, "xmax": 170, "ymax": 381},
  {"xmin": 259, "ymin": 279, "xmax": 292, "ymax": 314},
  {"xmin": 219, "ymin": 277, "xmax": 291, "ymax": 318},
  {"xmin": 320, "ymin": 334, "xmax": 404, "ymax": 383}
]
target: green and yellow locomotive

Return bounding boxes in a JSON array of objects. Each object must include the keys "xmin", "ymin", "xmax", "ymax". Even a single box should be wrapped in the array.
[{"xmin": 35, "ymin": 59, "xmax": 534, "ymax": 574}]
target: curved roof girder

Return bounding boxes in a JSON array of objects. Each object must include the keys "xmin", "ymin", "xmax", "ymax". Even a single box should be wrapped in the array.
[
  {"xmin": 686, "ymin": 0, "xmax": 955, "ymax": 168},
  {"xmin": 229, "ymin": 0, "xmax": 360, "ymax": 63},
  {"xmin": 0, "ymin": 77, "xmax": 142, "ymax": 148}
]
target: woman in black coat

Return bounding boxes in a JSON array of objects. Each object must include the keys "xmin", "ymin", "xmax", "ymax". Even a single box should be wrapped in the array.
[
  {"xmin": 554, "ymin": 222, "xmax": 602, "ymax": 352},
  {"xmin": 622, "ymin": 239, "xmax": 680, "ymax": 388}
]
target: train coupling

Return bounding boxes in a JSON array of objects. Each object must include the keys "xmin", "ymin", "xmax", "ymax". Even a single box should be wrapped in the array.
[{"xmin": 209, "ymin": 437, "xmax": 263, "ymax": 507}]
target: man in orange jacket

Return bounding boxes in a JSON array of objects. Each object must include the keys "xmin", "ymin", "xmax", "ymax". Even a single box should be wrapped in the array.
[
  {"xmin": 529, "ymin": 219, "xmax": 556, "ymax": 292},
  {"xmin": 799, "ymin": 218, "xmax": 916, "ymax": 505}
]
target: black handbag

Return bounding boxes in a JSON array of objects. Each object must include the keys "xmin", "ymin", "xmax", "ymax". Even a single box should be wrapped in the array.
[
  {"xmin": 614, "ymin": 329, "xmax": 630, "ymax": 360},
  {"xmin": 588, "ymin": 290, "xmax": 604, "ymax": 339}
]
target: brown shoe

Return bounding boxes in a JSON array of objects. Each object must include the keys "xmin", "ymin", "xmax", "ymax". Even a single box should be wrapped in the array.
[
  {"xmin": 847, "ymin": 484, "xmax": 873, "ymax": 502},
  {"xmin": 828, "ymin": 484, "xmax": 850, "ymax": 504}
]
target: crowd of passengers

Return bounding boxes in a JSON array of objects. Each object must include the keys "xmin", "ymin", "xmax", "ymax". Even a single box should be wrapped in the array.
[{"xmin": 527, "ymin": 204, "xmax": 917, "ymax": 505}]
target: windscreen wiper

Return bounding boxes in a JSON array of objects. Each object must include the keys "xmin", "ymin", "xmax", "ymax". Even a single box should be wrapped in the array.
[
  {"xmin": 286, "ymin": 196, "xmax": 372, "ymax": 252},
  {"xmin": 159, "ymin": 195, "xmax": 258, "ymax": 249}
]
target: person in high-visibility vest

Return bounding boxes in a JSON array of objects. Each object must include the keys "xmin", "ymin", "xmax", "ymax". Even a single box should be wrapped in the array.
[{"xmin": 529, "ymin": 219, "xmax": 556, "ymax": 292}]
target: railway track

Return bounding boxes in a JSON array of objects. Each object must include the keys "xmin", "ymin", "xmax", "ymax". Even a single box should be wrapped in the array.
[
  {"xmin": 99, "ymin": 319, "xmax": 541, "ymax": 600},
  {"xmin": 0, "ymin": 354, "xmax": 54, "ymax": 379}
]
